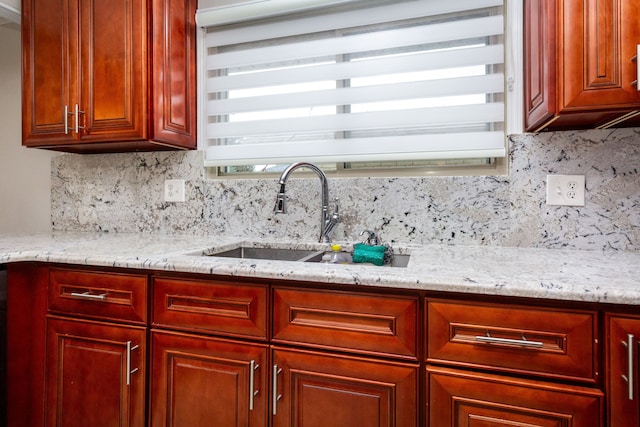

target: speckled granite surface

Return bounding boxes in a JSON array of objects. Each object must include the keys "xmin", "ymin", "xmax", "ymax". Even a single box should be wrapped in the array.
[
  {"xmin": 1, "ymin": 232, "xmax": 638, "ymax": 305},
  {"xmin": 50, "ymin": 128, "xmax": 640, "ymax": 251},
  {"xmin": 28, "ymin": 129, "xmax": 640, "ymax": 305}
]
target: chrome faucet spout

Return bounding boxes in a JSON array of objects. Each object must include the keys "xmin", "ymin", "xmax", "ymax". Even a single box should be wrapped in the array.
[{"xmin": 274, "ymin": 162, "xmax": 339, "ymax": 243}]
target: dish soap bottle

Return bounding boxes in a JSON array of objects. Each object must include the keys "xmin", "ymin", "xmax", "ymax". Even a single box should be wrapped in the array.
[{"xmin": 329, "ymin": 244, "xmax": 351, "ymax": 264}]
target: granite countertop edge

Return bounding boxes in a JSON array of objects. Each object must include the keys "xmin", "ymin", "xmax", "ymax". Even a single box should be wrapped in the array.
[{"xmin": 1, "ymin": 231, "xmax": 638, "ymax": 306}]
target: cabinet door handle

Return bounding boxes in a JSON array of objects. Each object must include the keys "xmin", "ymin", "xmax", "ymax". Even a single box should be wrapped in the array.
[
  {"xmin": 64, "ymin": 105, "xmax": 70, "ymax": 134},
  {"xmin": 634, "ymin": 45, "xmax": 640, "ymax": 90},
  {"xmin": 74, "ymin": 103, "xmax": 85, "ymax": 134},
  {"xmin": 126, "ymin": 341, "xmax": 140, "ymax": 386},
  {"xmin": 475, "ymin": 333, "xmax": 543, "ymax": 348},
  {"xmin": 622, "ymin": 334, "xmax": 635, "ymax": 401},
  {"xmin": 70, "ymin": 291, "xmax": 108, "ymax": 301},
  {"xmin": 249, "ymin": 360, "xmax": 259, "ymax": 411},
  {"xmin": 633, "ymin": 45, "xmax": 640, "ymax": 88},
  {"xmin": 272, "ymin": 365, "xmax": 282, "ymax": 416}
]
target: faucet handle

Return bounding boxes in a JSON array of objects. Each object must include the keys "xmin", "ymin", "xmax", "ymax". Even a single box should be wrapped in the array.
[
  {"xmin": 274, "ymin": 184, "xmax": 287, "ymax": 213},
  {"xmin": 360, "ymin": 229, "xmax": 379, "ymax": 246},
  {"xmin": 330, "ymin": 198, "xmax": 340, "ymax": 223}
]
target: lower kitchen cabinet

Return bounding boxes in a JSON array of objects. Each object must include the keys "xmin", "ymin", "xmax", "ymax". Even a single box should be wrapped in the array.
[
  {"xmin": 271, "ymin": 346, "xmax": 419, "ymax": 427},
  {"xmin": 45, "ymin": 316, "xmax": 146, "ymax": 427},
  {"xmin": 427, "ymin": 366, "xmax": 603, "ymax": 427},
  {"xmin": 149, "ymin": 330, "xmax": 269, "ymax": 427},
  {"xmin": 607, "ymin": 314, "xmax": 640, "ymax": 427},
  {"xmin": 8, "ymin": 263, "xmax": 626, "ymax": 427}
]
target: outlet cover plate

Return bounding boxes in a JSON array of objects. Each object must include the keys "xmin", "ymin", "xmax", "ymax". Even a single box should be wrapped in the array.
[
  {"xmin": 164, "ymin": 179, "xmax": 185, "ymax": 202},
  {"xmin": 546, "ymin": 175, "xmax": 585, "ymax": 206}
]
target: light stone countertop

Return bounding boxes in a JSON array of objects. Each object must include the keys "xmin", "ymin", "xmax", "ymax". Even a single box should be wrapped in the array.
[{"xmin": 0, "ymin": 231, "xmax": 638, "ymax": 306}]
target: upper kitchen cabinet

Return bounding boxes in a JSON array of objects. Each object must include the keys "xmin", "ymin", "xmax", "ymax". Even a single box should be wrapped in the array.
[
  {"xmin": 524, "ymin": 0, "xmax": 640, "ymax": 132},
  {"xmin": 21, "ymin": 0, "xmax": 197, "ymax": 153}
]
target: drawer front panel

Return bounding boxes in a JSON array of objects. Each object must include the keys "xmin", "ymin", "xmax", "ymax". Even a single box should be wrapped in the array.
[
  {"xmin": 49, "ymin": 268, "xmax": 147, "ymax": 324},
  {"xmin": 427, "ymin": 299, "xmax": 598, "ymax": 382},
  {"xmin": 273, "ymin": 287, "xmax": 418, "ymax": 360},
  {"xmin": 428, "ymin": 366, "xmax": 603, "ymax": 427},
  {"xmin": 152, "ymin": 277, "xmax": 268, "ymax": 340}
]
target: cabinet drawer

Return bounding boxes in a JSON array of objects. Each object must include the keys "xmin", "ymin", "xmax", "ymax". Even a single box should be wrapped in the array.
[
  {"xmin": 427, "ymin": 299, "xmax": 598, "ymax": 383},
  {"xmin": 152, "ymin": 277, "xmax": 268, "ymax": 340},
  {"xmin": 273, "ymin": 287, "xmax": 418, "ymax": 360},
  {"xmin": 49, "ymin": 268, "xmax": 147, "ymax": 324},
  {"xmin": 428, "ymin": 366, "xmax": 603, "ymax": 427}
]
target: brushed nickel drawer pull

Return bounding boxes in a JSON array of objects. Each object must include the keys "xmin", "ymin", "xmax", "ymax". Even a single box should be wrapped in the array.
[
  {"xmin": 272, "ymin": 365, "xmax": 282, "ymax": 416},
  {"xmin": 70, "ymin": 291, "xmax": 107, "ymax": 301},
  {"xmin": 64, "ymin": 105, "xmax": 70, "ymax": 134},
  {"xmin": 475, "ymin": 332, "xmax": 544, "ymax": 348},
  {"xmin": 622, "ymin": 334, "xmax": 635, "ymax": 401},
  {"xmin": 126, "ymin": 342, "xmax": 140, "ymax": 386},
  {"xmin": 249, "ymin": 360, "xmax": 259, "ymax": 411},
  {"xmin": 74, "ymin": 103, "xmax": 85, "ymax": 133},
  {"xmin": 635, "ymin": 45, "xmax": 640, "ymax": 91}
]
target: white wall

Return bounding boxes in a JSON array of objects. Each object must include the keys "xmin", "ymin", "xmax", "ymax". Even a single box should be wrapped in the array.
[
  {"xmin": 2, "ymin": 0, "xmax": 18, "ymax": 9},
  {"xmin": 0, "ymin": 26, "xmax": 58, "ymax": 234}
]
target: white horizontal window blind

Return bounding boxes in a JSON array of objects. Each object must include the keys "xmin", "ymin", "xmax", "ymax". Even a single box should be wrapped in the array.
[{"xmin": 201, "ymin": 0, "xmax": 506, "ymax": 169}]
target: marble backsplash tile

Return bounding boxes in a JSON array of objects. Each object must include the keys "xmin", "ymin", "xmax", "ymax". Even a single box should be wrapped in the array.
[{"xmin": 51, "ymin": 128, "xmax": 640, "ymax": 251}]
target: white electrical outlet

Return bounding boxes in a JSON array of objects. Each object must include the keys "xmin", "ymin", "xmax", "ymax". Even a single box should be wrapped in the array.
[
  {"xmin": 164, "ymin": 179, "xmax": 185, "ymax": 202},
  {"xmin": 546, "ymin": 175, "xmax": 585, "ymax": 206}
]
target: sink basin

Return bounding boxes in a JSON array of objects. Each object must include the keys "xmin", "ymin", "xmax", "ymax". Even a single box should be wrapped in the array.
[
  {"xmin": 382, "ymin": 253, "xmax": 411, "ymax": 268},
  {"xmin": 189, "ymin": 243, "xmax": 410, "ymax": 268},
  {"xmin": 206, "ymin": 246, "xmax": 325, "ymax": 262}
]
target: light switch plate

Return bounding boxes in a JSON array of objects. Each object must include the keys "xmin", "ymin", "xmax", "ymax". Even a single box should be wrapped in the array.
[
  {"xmin": 546, "ymin": 175, "xmax": 585, "ymax": 206},
  {"xmin": 164, "ymin": 179, "xmax": 185, "ymax": 202}
]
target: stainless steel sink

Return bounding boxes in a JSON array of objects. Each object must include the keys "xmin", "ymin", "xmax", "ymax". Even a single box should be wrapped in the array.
[
  {"xmin": 383, "ymin": 254, "xmax": 411, "ymax": 268},
  {"xmin": 189, "ymin": 244, "xmax": 410, "ymax": 267},
  {"xmin": 208, "ymin": 246, "xmax": 325, "ymax": 262}
]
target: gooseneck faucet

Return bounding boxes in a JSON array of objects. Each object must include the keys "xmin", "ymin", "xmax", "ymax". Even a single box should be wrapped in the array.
[{"xmin": 274, "ymin": 162, "xmax": 340, "ymax": 243}]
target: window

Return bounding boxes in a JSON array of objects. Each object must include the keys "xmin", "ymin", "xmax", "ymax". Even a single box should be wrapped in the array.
[{"xmin": 197, "ymin": 0, "xmax": 509, "ymax": 176}]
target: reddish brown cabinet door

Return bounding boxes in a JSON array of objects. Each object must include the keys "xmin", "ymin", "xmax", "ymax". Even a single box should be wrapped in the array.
[
  {"xmin": 427, "ymin": 366, "xmax": 603, "ymax": 427},
  {"xmin": 524, "ymin": 0, "xmax": 556, "ymax": 131},
  {"xmin": 21, "ymin": 0, "xmax": 73, "ymax": 146},
  {"xmin": 22, "ymin": 0, "xmax": 196, "ymax": 152},
  {"xmin": 607, "ymin": 314, "xmax": 640, "ymax": 427},
  {"xmin": 74, "ymin": 0, "xmax": 147, "ymax": 145},
  {"xmin": 271, "ymin": 347, "xmax": 418, "ymax": 427},
  {"xmin": 150, "ymin": 330, "xmax": 269, "ymax": 427},
  {"xmin": 149, "ymin": 0, "xmax": 198, "ymax": 148},
  {"xmin": 524, "ymin": 0, "xmax": 640, "ymax": 131},
  {"xmin": 559, "ymin": 0, "xmax": 640, "ymax": 112},
  {"xmin": 45, "ymin": 316, "xmax": 146, "ymax": 427}
]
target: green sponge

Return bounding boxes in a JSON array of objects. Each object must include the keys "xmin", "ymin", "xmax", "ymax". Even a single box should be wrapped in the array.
[{"xmin": 352, "ymin": 243, "xmax": 386, "ymax": 266}]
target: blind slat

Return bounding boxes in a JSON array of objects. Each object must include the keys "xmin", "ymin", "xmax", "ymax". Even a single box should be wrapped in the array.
[
  {"xmin": 208, "ymin": 74, "xmax": 505, "ymax": 115},
  {"xmin": 196, "ymin": 0, "xmax": 358, "ymax": 28},
  {"xmin": 208, "ymin": 16, "xmax": 504, "ymax": 70},
  {"xmin": 205, "ymin": 132, "xmax": 506, "ymax": 166},
  {"xmin": 208, "ymin": 45, "xmax": 504, "ymax": 92},
  {"xmin": 208, "ymin": 103, "xmax": 505, "ymax": 138},
  {"xmin": 202, "ymin": 0, "xmax": 503, "ymax": 45}
]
